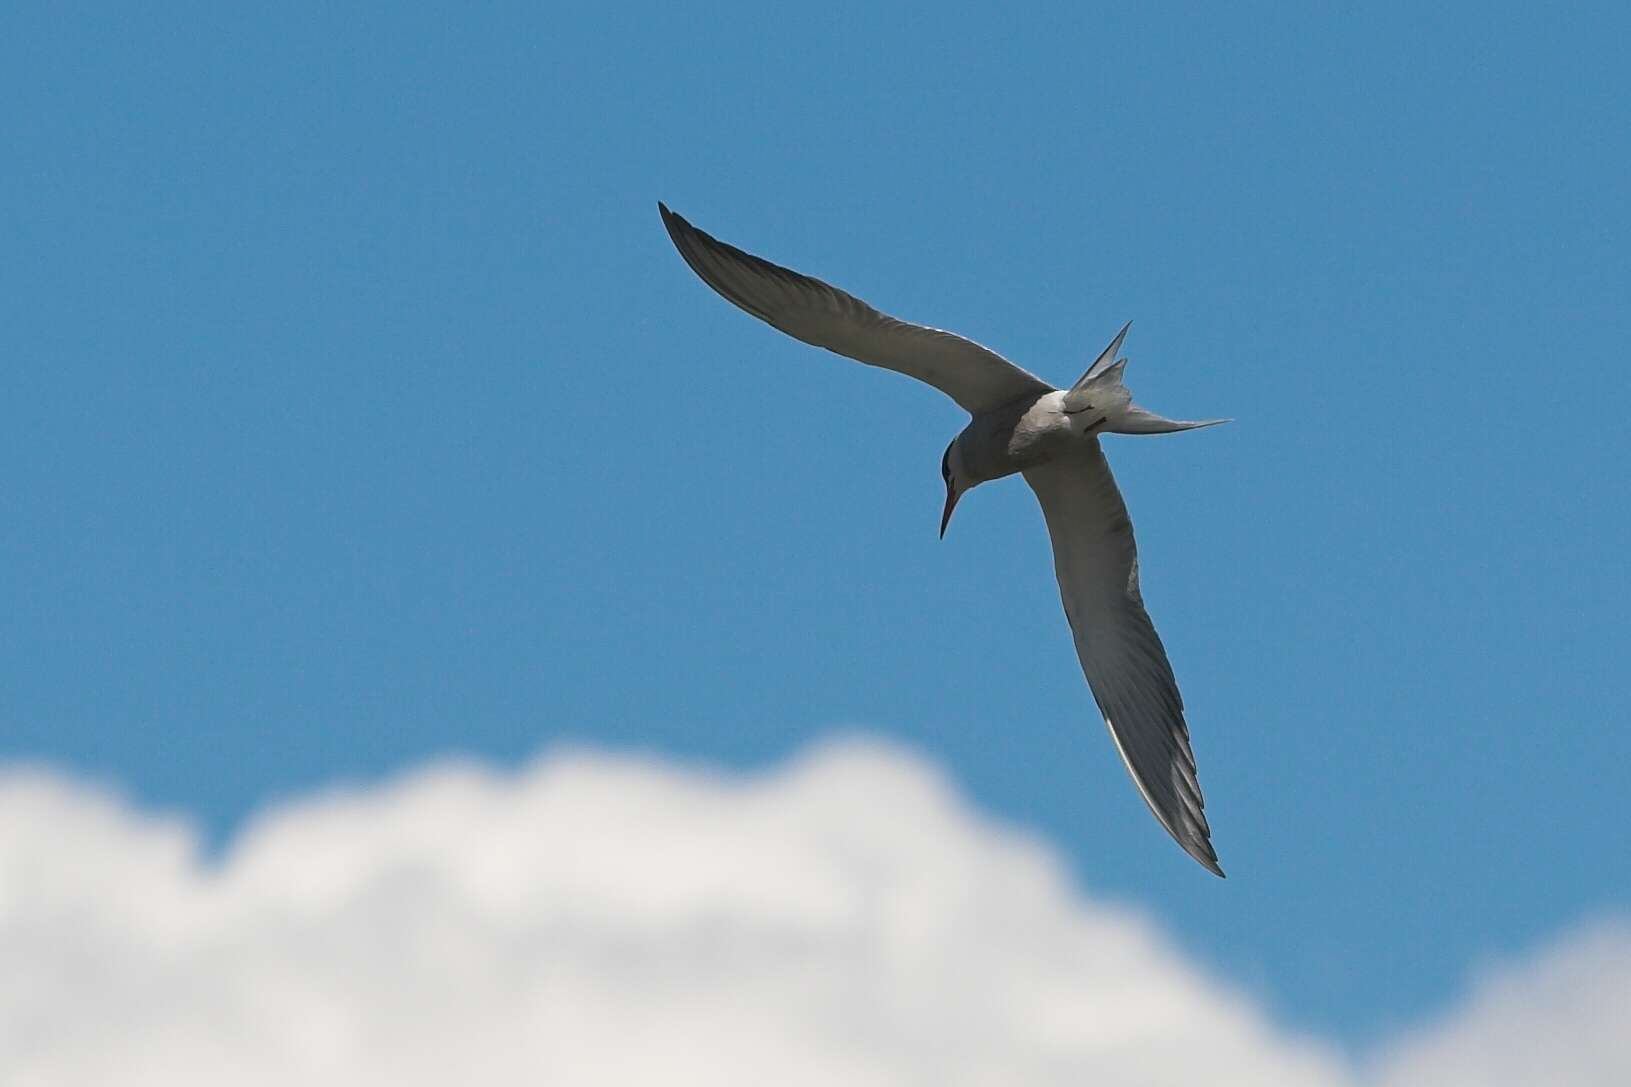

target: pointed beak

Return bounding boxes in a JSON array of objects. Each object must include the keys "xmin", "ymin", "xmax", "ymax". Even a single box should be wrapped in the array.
[{"xmin": 939, "ymin": 482, "xmax": 960, "ymax": 539}]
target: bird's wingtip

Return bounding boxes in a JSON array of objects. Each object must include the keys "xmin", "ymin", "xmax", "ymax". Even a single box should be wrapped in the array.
[
  {"xmin": 657, "ymin": 202, "xmax": 692, "ymax": 248},
  {"xmin": 1180, "ymin": 830, "xmax": 1225, "ymax": 878},
  {"xmin": 1191, "ymin": 846, "xmax": 1226, "ymax": 878}
]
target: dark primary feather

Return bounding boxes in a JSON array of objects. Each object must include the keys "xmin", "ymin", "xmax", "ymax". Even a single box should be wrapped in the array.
[
  {"xmin": 658, "ymin": 203, "xmax": 1050, "ymax": 414},
  {"xmin": 1023, "ymin": 441, "xmax": 1223, "ymax": 877}
]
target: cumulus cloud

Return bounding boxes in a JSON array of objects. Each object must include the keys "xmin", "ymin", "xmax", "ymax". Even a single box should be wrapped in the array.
[
  {"xmin": 0, "ymin": 737, "xmax": 1624, "ymax": 1086},
  {"xmin": 1371, "ymin": 920, "xmax": 1631, "ymax": 1087}
]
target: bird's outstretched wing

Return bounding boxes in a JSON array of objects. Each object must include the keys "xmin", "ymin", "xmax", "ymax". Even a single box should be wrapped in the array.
[
  {"xmin": 1023, "ymin": 441, "xmax": 1223, "ymax": 876},
  {"xmin": 660, "ymin": 203, "xmax": 1051, "ymax": 415}
]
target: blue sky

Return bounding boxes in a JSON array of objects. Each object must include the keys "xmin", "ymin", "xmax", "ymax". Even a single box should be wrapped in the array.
[{"xmin": 4, "ymin": 1, "xmax": 1628, "ymax": 1051}]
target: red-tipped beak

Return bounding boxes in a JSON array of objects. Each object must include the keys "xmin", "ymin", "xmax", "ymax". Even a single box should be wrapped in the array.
[{"xmin": 939, "ymin": 483, "xmax": 960, "ymax": 539}]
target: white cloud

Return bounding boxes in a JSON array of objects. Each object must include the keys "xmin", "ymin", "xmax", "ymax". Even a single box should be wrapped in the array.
[
  {"xmin": 1372, "ymin": 919, "xmax": 1631, "ymax": 1087},
  {"xmin": 0, "ymin": 737, "xmax": 1624, "ymax": 1086}
]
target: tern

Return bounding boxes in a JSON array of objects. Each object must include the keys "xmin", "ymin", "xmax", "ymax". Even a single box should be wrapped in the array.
[{"xmin": 659, "ymin": 203, "xmax": 1230, "ymax": 876}]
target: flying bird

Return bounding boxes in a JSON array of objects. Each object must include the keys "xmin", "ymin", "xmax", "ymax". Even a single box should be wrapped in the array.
[{"xmin": 658, "ymin": 203, "xmax": 1229, "ymax": 876}]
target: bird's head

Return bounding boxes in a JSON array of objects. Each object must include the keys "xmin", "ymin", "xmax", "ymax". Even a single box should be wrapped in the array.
[{"xmin": 939, "ymin": 439, "xmax": 972, "ymax": 538}]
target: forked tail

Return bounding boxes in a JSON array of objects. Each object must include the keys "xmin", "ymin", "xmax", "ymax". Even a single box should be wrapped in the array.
[{"xmin": 1064, "ymin": 322, "xmax": 1230, "ymax": 435}]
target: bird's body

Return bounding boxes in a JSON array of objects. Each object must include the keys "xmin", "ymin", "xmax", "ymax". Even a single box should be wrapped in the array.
[
  {"xmin": 952, "ymin": 389, "xmax": 1120, "ymax": 485},
  {"xmin": 659, "ymin": 203, "xmax": 1230, "ymax": 876}
]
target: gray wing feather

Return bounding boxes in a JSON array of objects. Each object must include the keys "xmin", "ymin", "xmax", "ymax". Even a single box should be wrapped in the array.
[
  {"xmin": 660, "ymin": 204, "xmax": 1051, "ymax": 415},
  {"xmin": 1023, "ymin": 442, "xmax": 1223, "ymax": 876}
]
